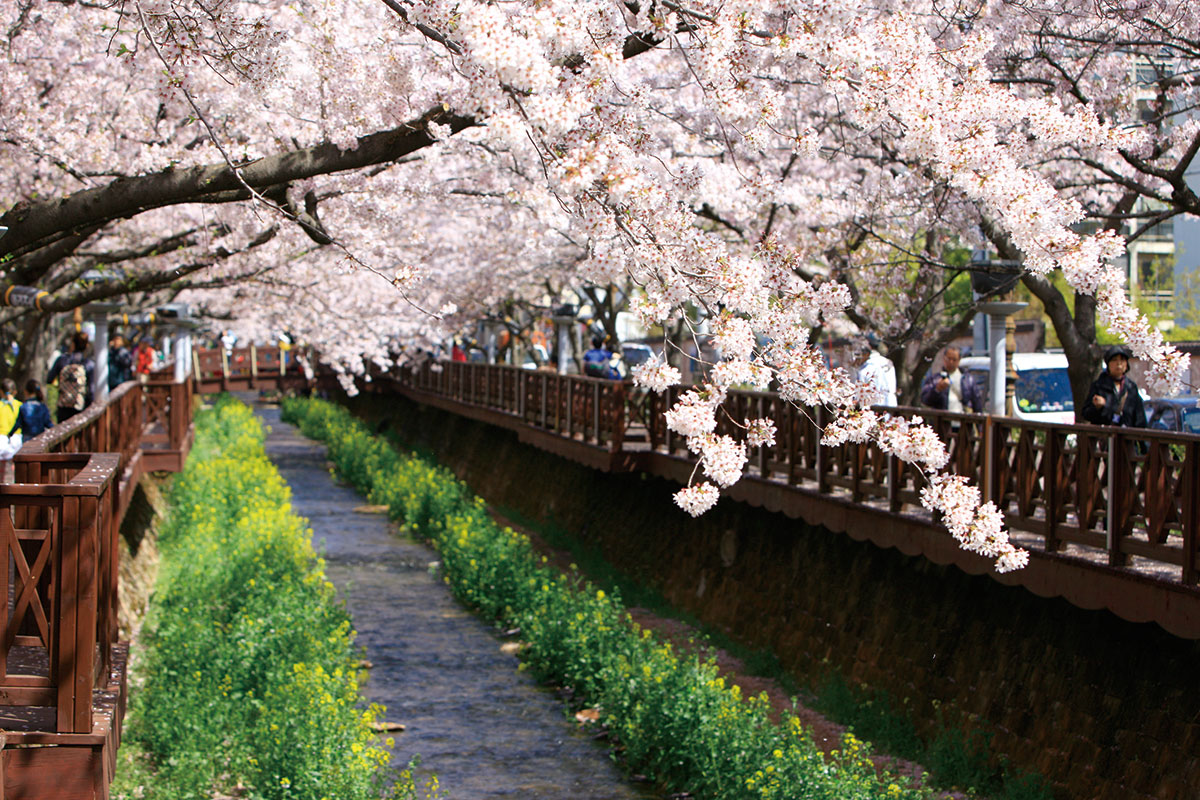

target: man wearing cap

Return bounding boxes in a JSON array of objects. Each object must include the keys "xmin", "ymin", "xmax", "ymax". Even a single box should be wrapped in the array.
[{"xmin": 1082, "ymin": 345, "xmax": 1146, "ymax": 428}]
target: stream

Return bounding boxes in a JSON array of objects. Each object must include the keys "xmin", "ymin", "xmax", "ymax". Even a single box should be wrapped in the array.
[{"xmin": 255, "ymin": 403, "xmax": 655, "ymax": 799}]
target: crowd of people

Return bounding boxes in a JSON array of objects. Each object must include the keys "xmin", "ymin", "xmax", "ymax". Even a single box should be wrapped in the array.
[
  {"xmin": 902, "ymin": 342, "xmax": 1146, "ymax": 429},
  {"xmin": 0, "ymin": 329, "xmax": 164, "ymax": 469},
  {"xmin": 0, "ymin": 320, "xmax": 1160, "ymax": 477}
]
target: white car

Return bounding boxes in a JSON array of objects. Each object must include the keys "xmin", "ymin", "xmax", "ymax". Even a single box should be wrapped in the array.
[{"xmin": 959, "ymin": 352, "xmax": 1075, "ymax": 424}]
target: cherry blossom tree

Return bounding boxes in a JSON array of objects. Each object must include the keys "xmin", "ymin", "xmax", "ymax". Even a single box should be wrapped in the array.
[{"xmin": 3, "ymin": 0, "xmax": 1198, "ymax": 572}]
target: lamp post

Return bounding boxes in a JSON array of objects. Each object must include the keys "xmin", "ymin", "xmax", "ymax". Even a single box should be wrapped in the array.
[
  {"xmin": 85, "ymin": 303, "xmax": 121, "ymax": 404},
  {"xmin": 971, "ymin": 256, "xmax": 1026, "ymax": 415},
  {"xmin": 480, "ymin": 317, "xmax": 504, "ymax": 365},
  {"xmin": 551, "ymin": 304, "xmax": 578, "ymax": 374},
  {"xmin": 157, "ymin": 304, "xmax": 195, "ymax": 382}
]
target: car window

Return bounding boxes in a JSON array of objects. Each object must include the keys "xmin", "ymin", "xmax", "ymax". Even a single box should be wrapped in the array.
[
  {"xmin": 1182, "ymin": 408, "xmax": 1200, "ymax": 435},
  {"xmin": 1015, "ymin": 369, "xmax": 1074, "ymax": 413},
  {"xmin": 1150, "ymin": 407, "xmax": 1177, "ymax": 431},
  {"xmin": 622, "ymin": 347, "xmax": 653, "ymax": 368}
]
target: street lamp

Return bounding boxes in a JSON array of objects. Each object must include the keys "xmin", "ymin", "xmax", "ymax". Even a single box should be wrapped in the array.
[
  {"xmin": 84, "ymin": 302, "xmax": 122, "ymax": 403},
  {"xmin": 551, "ymin": 303, "xmax": 578, "ymax": 374},
  {"xmin": 157, "ymin": 304, "xmax": 196, "ymax": 382},
  {"xmin": 971, "ymin": 255, "xmax": 1027, "ymax": 415}
]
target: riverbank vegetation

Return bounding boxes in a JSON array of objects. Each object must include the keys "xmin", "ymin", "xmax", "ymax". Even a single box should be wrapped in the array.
[
  {"xmin": 283, "ymin": 395, "xmax": 932, "ymax": 800},
  {"xmin": 113, "ymin": 397, "xmax": 395, "ymax": 800},
  {"xmin": 494, "ymin": 505, "xmax": 1051, "ymax": 800}
]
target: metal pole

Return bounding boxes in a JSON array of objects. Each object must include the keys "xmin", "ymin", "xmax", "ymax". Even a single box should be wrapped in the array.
[
  {"xmin": 988, "ymin": 314, "xmax": 1006, "ymax": 416},
  {"xmin": 90, "ymin": 311, "xmax": 110, "ymax": 404},
  {"xmin": 485, "ymin": 326, "xmax": 497, "ymax": 365},
  {"xmin": 556, "ymin": 320, "xmax": 571, "ymax": 374}
]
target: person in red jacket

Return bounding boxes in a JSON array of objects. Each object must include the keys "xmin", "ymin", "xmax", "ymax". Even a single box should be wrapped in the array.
[{"xmin": 134, "ymin": 338, "xmax": 157, "ymax": 379}]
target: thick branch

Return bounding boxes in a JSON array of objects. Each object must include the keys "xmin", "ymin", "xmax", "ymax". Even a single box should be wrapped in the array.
[
  {"xmin": 0, "ymin": 107, "xmax": 475, "ymax": 260},
  {"xmin": 29, "ymin": 226, "xmax": 279, "ymax": 313}
]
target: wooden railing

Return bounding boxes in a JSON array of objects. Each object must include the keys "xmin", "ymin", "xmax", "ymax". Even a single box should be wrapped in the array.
[
  {"xmin": 0, "ymin": 374, "xmax": 194, "ymax": 734},
  {"xmin": 657, "ymin": 388, "xmax": 1199, "ymax": 584},
  {"xmin": 411, "ymin": 362, "xmax": 628, "ymax": 451},
  {"xmin": 393, "ymin": 361, "xmax": 1200, "ymax": 587},
  {"xmin": 193, "ymin": 345, "xmax": 307, "ymax": 394},
  {"xmin": 144, "ymin": 374, "xmax": 194, "ymax": 453},
  {"xmin": 190, "ymin": 350, "xmax": 1200, "ymax": 589}
]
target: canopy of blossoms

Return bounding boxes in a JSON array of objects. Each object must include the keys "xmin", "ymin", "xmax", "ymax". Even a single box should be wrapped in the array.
[{"xmin": 3, "ymin": 0, "xmax": 1199, "ymax": 572}]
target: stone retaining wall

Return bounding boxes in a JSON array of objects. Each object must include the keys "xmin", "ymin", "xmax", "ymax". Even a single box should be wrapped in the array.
[{"xmin": 355, "ymin": 393, "xmax": 1200, "ymax": 800}]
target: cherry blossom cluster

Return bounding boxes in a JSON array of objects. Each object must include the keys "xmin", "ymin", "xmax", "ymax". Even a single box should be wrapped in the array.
[
  {"xmin": 921, "ymin": 475, "xmax": 1029, "ymax": 573},
  {"xmin": 631, "ymin": 357, "xmax": 682, "ymax": 394}
]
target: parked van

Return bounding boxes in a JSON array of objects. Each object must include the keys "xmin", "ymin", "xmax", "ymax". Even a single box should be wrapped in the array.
[{"xmin": 959, "ymin": 352, "xmax": 1075, "ymax": 424}]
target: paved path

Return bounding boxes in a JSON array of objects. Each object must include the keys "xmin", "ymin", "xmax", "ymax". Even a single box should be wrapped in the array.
[{"xmin": 255, "ymin": 403, "xmax": 652, "ymax": 799}]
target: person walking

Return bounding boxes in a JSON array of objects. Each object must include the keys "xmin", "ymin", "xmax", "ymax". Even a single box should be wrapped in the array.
[
  {"xmin": 921, "ymin": 345, "xmax": 984, "ymax": 413},
  {"xmin": 48, "ymin": 331, "xmax": 95, "ymax": 423},
  {"xmin": 850, "ymin": 337, "xmax": 898, "ymax": 407},
  {"xmin": 1082, "ymin": 345, "xmax": 1147, "ymax": 428},
  {"xmin": 582, "ymin": 335, "xmax": 619, "ymax": 379},
  {"xmin": 0, "ymin": 379, "xmax": 22, "ymax": 465},
  {"xmin": 134, "ymin": 336, "xmax": 157, "ymax": 380},
  {"xmin": 10, "ymin": 379, "xmax": 52, "ymax": 439},
  {"xmin": 108, "ymin": 333, "xmax": 134, "ymax": 389}
]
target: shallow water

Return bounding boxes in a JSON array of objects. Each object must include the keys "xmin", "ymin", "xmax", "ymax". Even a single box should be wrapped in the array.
[{"xmin": 256, "ymin": 404, "xmax": 655, "ymax": 799}]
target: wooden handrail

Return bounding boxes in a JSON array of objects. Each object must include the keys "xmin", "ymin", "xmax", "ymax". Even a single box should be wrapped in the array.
[
  {"xmin": 21, "ymin": 380, "xmax": 140, "ymax": 455},
  {"xmin": 386, "ymin": 359, "xmax": 1200, "ymax": 587},
  {"xmin": 0, "ymin": 375, "xmax": 195, "ymax": 733}
]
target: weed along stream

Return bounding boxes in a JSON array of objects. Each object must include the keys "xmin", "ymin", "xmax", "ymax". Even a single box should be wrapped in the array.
[{"xmin": 255, "ymin": 403, "xmax": 655, "ymax": 799}]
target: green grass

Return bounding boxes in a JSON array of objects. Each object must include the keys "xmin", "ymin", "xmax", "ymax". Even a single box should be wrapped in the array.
[
  {"xmin": 115, "ymin": 395, "xmax": 396, "ymax": 800},
  {"xmin": 493, "ymin": 503, "xmax": 805, "ymax": 694},
  {"xmin": 811, "ymin": 673, "xmax": 1052, "ymax": 800}
]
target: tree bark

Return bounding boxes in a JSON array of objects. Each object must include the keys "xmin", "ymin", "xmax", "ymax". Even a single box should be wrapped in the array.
[{"xmin": 0, "ymin": 108, "xmax": 476, "ymax": 261}]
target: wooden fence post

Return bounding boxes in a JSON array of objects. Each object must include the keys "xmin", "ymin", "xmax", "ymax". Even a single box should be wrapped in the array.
[
  {"xmin": 517, "ymin": 371, "xmax": 526, "ymax": 421},
  {"xmin": 1044, "ymin": 431, "xmax": 1061, "ymax": 553},
  {"xmin": 1183, "ymin": 440, "xmax": 1199, "ymax": 584},
  {"xmin": 595, "ymin": 381, "xmax": 604, "ymax": 443},
  {"xmin": 1106, "ymin": 432, "xmax": 1129, "ymax": 567},
  {"xmin": 56, "ymin": 497, "xmax": 80, "ymax": 732},
  {"xmin": 612, "ymin": 382, "xmax": 626, "ymax": 453},
  {"xmin": 888, "ymin": 455, "xmax": 901, "ymax": 513},
  {"xmin": 815, "ymin": 406, "xmax": 828, "ymax": 495},
  {"xmin": 540, "ymin": 373, "xmax": 548, "ymax": 428},
  {"xmin": 566, "ymin": 380, "xmax": 574, "ymax": 439}
]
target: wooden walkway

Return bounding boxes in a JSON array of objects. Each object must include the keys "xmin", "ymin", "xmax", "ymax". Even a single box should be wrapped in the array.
[{"xmin": 0, "ymin": 371, "xmax": 193, "ymax": 800}]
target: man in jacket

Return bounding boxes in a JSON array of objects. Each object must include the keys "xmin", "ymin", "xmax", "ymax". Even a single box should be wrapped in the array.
[
  {"xmin": 921, "ymin": 346, "xmax": 984, "ymax": 413},
  {"xmin": 108, "ymin": 334, "xmax": 134, "ymax": 390},
  {"xmin": 1082, "ymin": 345, "xmax": 1146, "ymax": 428}
]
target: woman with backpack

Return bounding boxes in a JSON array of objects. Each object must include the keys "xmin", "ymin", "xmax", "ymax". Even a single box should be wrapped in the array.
[{"xmin": 47, "ymin": 332, "xmax": 94, "ymax": 423}]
